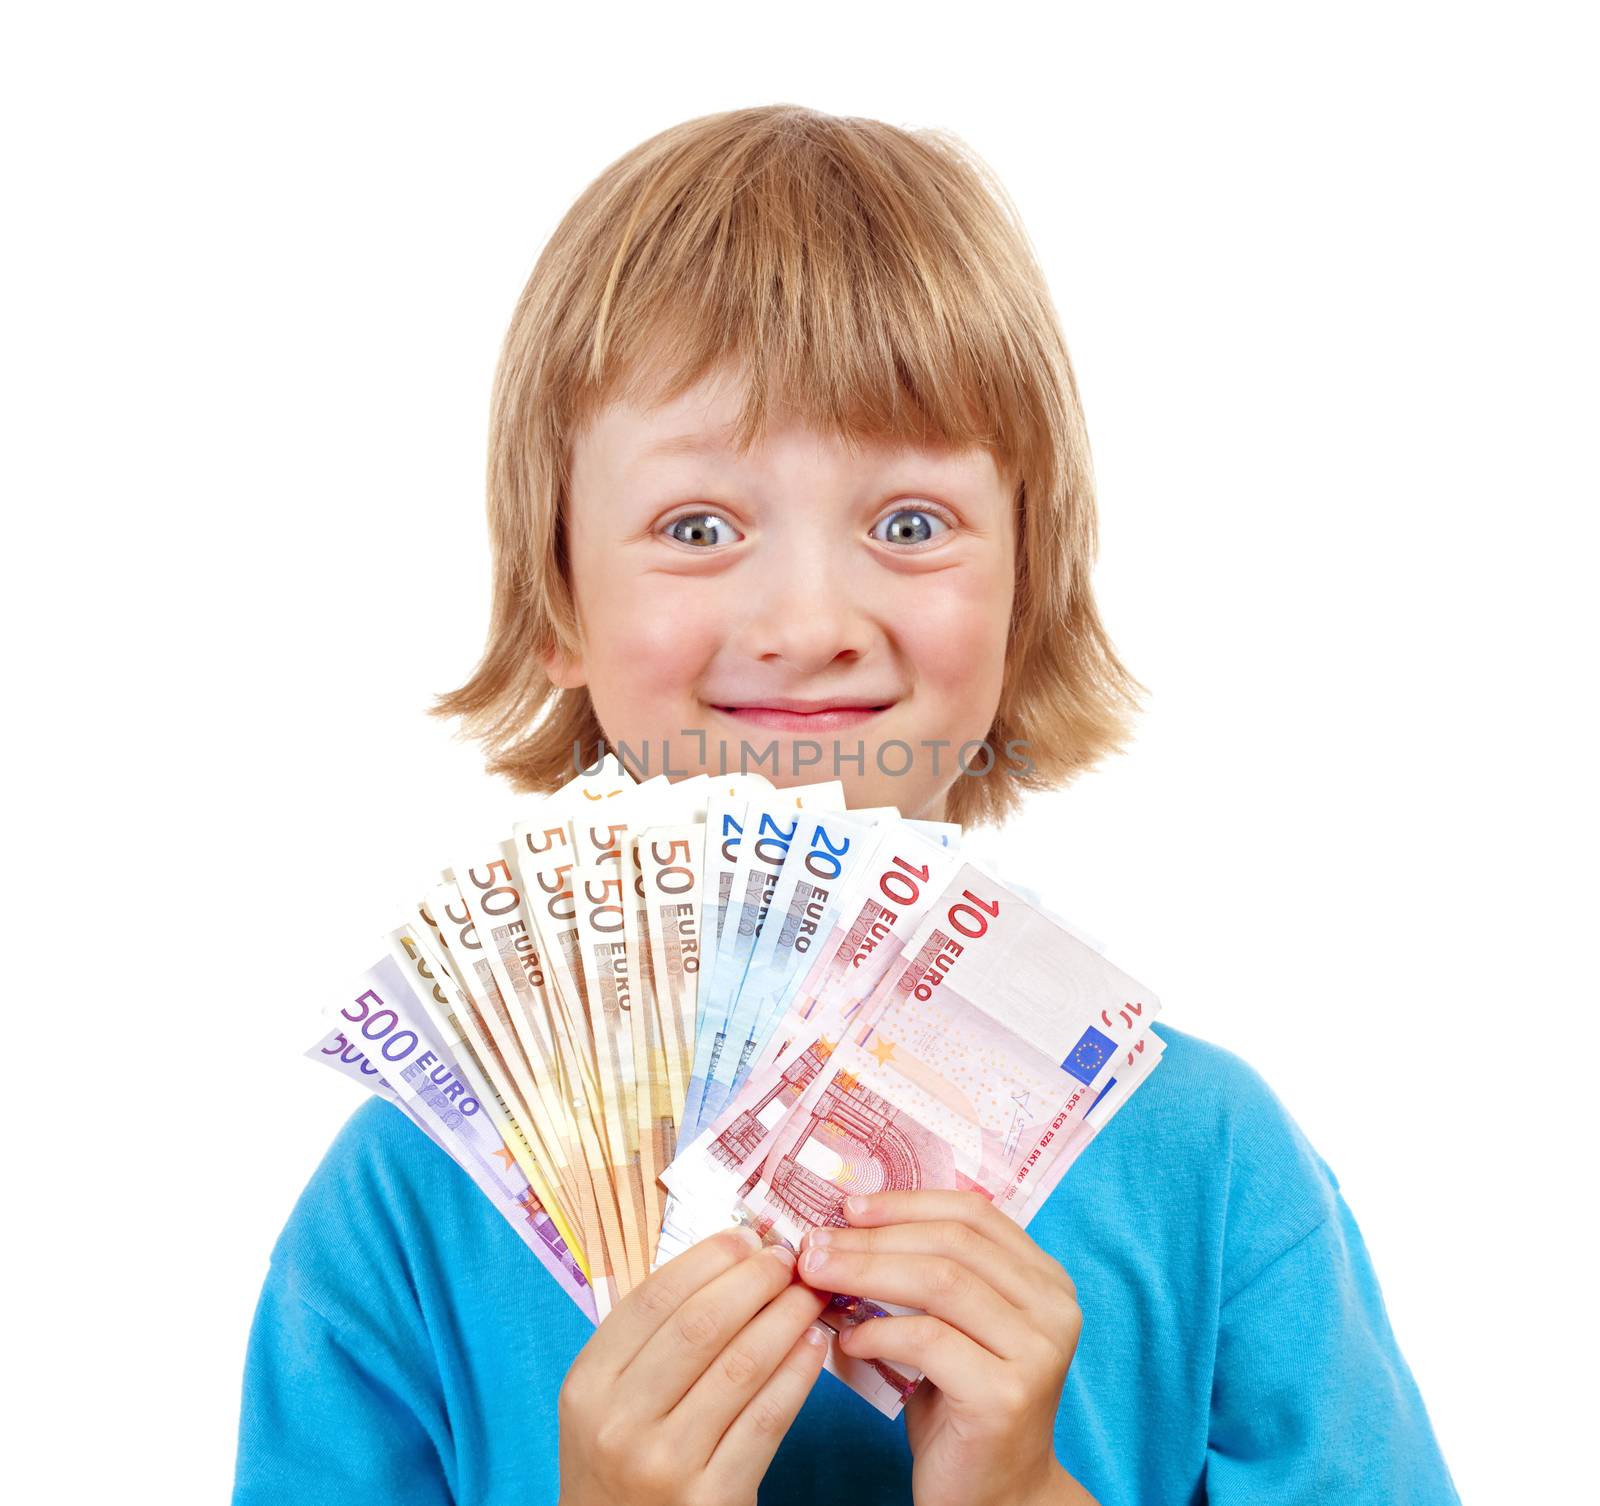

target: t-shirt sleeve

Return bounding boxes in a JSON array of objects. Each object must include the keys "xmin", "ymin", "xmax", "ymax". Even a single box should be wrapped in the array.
[
  {"xmin": 1205, "ymin": 1127, "xmax": 1460, "ymax": 1502},
  {"xmin": 232, "ymin": 1268, "xmax": 455, "ymax": 1506},
  {"xmin": 231, "ymin": 1101, "xmax": 462, "ymax": 1506}
]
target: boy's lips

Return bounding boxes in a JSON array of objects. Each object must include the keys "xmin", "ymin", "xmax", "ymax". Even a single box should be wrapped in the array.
[{"xmin": 709, "ymin": 700, "xmax": 896, "ymax": 733}]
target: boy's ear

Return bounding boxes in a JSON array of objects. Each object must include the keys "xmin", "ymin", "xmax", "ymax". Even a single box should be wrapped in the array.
[{"xmin": 542, "ymin": 643, "xmax": 587, "ymax": 690}]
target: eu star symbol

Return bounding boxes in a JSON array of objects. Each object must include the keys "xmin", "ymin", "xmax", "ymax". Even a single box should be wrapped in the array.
[
  {"xmin": 867, "ymin": 1037, "xmax": 897, "ymax": 1067},
  {"xmin": 1061, "ymin": 1025, "xmax": 1117, "ymax": 1086},
  {"xmin": 494, "ymin": 1144, "xmax": 517, "ymax": 1170}
]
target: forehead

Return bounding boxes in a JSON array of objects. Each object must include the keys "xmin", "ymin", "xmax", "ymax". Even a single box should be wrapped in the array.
[{"xmin": 575, "ymin": 361, "xmax": 1006, "ymax": 491}]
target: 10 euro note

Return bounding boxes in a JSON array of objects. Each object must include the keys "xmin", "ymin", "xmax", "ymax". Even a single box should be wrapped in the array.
[{"xmin": 734, "ymin": 861, "xmax": 1162, "ymax": 1416}]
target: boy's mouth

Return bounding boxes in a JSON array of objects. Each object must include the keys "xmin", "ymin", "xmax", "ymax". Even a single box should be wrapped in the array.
[{"xmin": 709, "ymin": 699, "xmax": 896, "ymax": 734}]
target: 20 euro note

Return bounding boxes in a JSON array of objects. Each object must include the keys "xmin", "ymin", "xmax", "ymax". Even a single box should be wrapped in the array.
[
  {"xmin": 693, "ymin": 776, "xmax": 775, "ymax": 1045},
  {"xmin": 686, "ymin": 780, "xmax": 842, "ymax": 1136},
  {"xmin": 697, "ymin": 807, "xmax": 897, "ymax": 1134}
]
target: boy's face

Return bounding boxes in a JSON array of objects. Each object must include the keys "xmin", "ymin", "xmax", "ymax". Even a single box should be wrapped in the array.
[{"xmin": 552, "ymin": 360, "xmax": 1017, "ymax": 821}]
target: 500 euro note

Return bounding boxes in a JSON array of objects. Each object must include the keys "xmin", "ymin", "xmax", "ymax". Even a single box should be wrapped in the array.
[{"xmin": 307, "ymin": 954, "xmax": 596, "ymax": 1320}]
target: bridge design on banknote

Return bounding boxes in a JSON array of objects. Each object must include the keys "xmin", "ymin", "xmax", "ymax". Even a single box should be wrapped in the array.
[{"xmin": 769, "ymin": 1073, "xmax": 924, "ymax": 1226}]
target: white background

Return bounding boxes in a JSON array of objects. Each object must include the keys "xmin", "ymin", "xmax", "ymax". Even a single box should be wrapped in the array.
[{"xmin": 5, "ymin": 3, "xmax": 1594, "ymax": 1499}]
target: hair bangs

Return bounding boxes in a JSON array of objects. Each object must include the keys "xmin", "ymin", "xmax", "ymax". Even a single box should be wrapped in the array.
[{"xmin": 562, "ymin": 108, "xmax": 1041, "ymax": 476}]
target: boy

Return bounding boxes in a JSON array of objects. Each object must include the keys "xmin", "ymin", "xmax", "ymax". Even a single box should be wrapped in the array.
[{"xmin": 233, "ymin": 105, "xmax": 1459, "ymax": 1504}]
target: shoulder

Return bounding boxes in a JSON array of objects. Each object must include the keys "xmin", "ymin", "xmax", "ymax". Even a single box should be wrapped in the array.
[
  {"xmin": 266, "ymin": 1097, "xmax": 487, "ymax": 1326},
  {"xmin": 1138, "ymin": 1024, "xmax": 1322, "ymax": 1156},
  {"xmin": 278, "ymin": 1096, "xmax": 461, "ymax": 1242},
  {"xmin": 1098, "ymin": 1025, "xmax": 1344, "ymax": 1301}
]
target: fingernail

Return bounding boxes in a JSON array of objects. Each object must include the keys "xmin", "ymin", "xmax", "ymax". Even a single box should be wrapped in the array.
[
  {"xmin": 767, "ymin": 1243, "xmax": 796, "ymax": 1268},
  {"xmin": 806, "ymin": 1227, "xmax": 834, "ymax": 1249},
  {"xmin": 801, "ymin": 1247, "xmax": 829, "ymax": 1276},
  {"xmin": 844, "ymin": 1195, "xmax": 870, "ymax": 1217},
  {"xmin": 732, "ymin": 1226, "xmax": 762, "ymax": 1253},
  {"xmin": 804, "ymin": 1323, "xmax": 830, "ymax": 1348}
]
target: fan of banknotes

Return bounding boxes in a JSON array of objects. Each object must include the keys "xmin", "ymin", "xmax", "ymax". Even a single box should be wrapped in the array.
[{"xmin": 308, "ymin": 755, "xmax": 1165, "ymax": 1416}]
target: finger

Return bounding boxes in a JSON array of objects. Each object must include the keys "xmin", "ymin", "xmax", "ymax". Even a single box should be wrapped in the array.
[
  {"xmin": 708, "ymin": 1318, "xmax": 830, "ymax": 1483},
  {"xmin": 796, "ymin": 1243, "xmax": 1032, "ymax": 1361},
  {"xmin": 836, "ymin": 1312, "xmax": 1005, "ymax": 1410},
  {"xmin": 841, "ymin": 1190, "xmax": 1067, "ymax": 1290},
  {"xmin": 802, "ymin": 1218, "xmax": 1043, "ymax": 1312},
  {"xmin": 673, "ymin": 1282, "xmax": 829, "ymax": 1456},
  {"xmin": 579, "ymin": 1226, "xmax": 764, "ymax": 1379},
  {"xmin": 624, "ymin": 1241, "xmax": 804, "ymax": 1411}
]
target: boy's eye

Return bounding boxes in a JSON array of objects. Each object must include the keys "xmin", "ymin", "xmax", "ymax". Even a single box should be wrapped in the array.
[
  {"xmin": 870, "ymin": 506, "xmax": 951, "ymax": 547},
  {"xmin": 662, "ymin": 510, "xmax": 743, "ymax": 548}
]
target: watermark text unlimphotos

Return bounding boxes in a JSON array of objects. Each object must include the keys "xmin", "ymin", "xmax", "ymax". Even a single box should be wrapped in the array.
[{"xmin": 571, "ymin": 730, "xmax": 1035, "ymax": 781}]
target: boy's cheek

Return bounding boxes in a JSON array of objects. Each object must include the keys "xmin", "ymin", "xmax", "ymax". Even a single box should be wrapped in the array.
[
  {"xmin": 898, "ymin": 579, "xmax": 1010, "ymax": 695},
  {"xmin": 579, "ymin": 595, "xmax": 722, "ymax": 721}
]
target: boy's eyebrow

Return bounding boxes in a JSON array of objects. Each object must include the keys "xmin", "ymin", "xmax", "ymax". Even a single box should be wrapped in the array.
[
  {"xmin": 640, "ymin": 430, "xmax": 735, "ymax": 461},
  {"xmin": 637, "ymin": 429, "xmax": 971, "ymax": 469}
]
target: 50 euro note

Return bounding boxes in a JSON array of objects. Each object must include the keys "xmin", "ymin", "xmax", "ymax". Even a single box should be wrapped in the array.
[
  {"xmin": 608, "ymin": 775, "xmax": 700, "ymax": 1225},
  {"xmin": 508, "ymin": 747, "xmax": 637, "ymax": 1112},
  {"xmin": 509, "ymin": 811, "xmax": 637, "ymax": 1305},
  {"xmin": 568, "ymin": 801, "xmax": 653, "ymax": 1288},
  {"xmin": 733, "ymin": 862, "xmax": 1163, "ymax": 1417},
  {"xmin": 634, "ymin": 821, "xmax": 709, "ymax": 1265},
  {"xmin": 422, "ymin": 876, "xmax": 625, "ymax": 1316},
  {"xmin": 405, "ymin": 899, "xmax": 581, "ymax": 1252},
  {"xmin": 421, "ymin": 880, "xmax": 574, "ymax": 1217},
  {"xmin": 385, "ymin": 922, "xmax": 586, "ymax": 1272},
  {"xmin": 448, "ymin": 845, "xmax": 611, "ymax": 1283},
  {"xmin": 634, "ymin": 822, "xmax": 706, "ymax": 1122},
  {"xmin": 306, "ymin": 954, "xmax": 596, "ymax": 1320},
  {"xmin": 620, "ymin": 831, "xmax": 676, "ymax": 1260}
]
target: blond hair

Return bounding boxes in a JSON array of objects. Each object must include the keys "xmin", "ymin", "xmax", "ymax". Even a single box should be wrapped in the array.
[{"xmin": 434, "ymin": 104, "xmax": 1144, "ymax": 827}]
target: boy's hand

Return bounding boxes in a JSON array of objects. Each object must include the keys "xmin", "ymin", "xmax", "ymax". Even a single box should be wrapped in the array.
[
  {"xmin": 798, "ymin": 1190, "xmax": 1099, "ymax": 1506},
  {"xmin": 557, "ymin": 1226, "xmax": 829, "ymax": 1506}
]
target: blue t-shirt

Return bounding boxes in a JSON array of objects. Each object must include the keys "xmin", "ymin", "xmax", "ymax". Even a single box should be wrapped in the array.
[{"xmin": 231, "ymin": 1026, "xmax": 1459, "ymax": 1504}]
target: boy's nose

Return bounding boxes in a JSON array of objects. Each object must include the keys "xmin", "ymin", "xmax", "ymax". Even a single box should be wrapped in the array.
[{"xmin": 739, "ymin": 551, "xmax": 879, "ymax": 675}]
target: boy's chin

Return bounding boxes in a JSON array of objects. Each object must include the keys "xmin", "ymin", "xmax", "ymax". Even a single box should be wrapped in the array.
[{"xmin": 602, "ymin": 719, "xmax": 956, "ymax": 818}]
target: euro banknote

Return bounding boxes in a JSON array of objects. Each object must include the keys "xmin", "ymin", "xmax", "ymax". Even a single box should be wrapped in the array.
[{"xmin": 303, "ymin": 755, "xmax": 1166, "ymax": 1414}]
